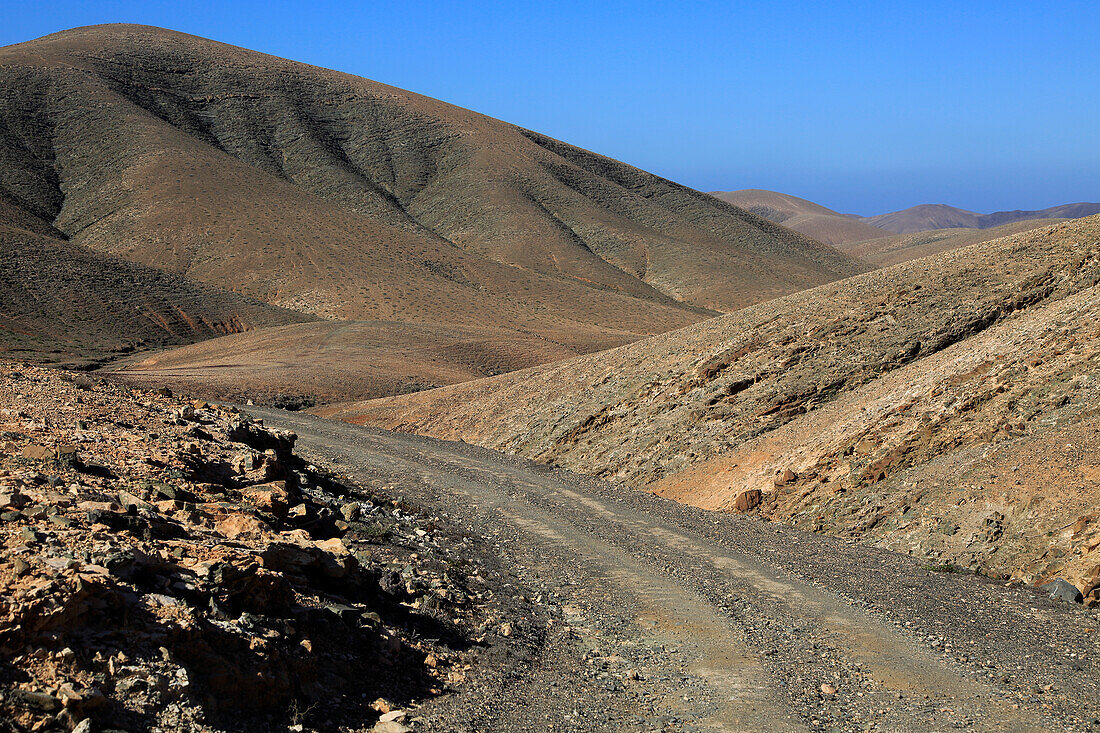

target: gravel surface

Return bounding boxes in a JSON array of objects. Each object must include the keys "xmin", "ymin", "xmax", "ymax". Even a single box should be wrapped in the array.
[{"xmin": 252, "ymin": 407, "xmax": 1100, "ymax": 732}]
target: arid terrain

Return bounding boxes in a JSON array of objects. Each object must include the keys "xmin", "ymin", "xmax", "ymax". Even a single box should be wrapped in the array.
[
  {"xmin": 711, "ymin": 189, "xmax": 1100, "ymax": 249},
  {"xmin": 323, "ymin": 216, "xmax": 1100, "ymax": 599},
  {"xmin": 0, "ymin": 362, "xmax": 552, "ymax": 733},
  {"xmin": 861, "ymin": 202, "xmax": 1100, "ymax": 234},
  {"xmin": 113, "ymin": 320, "xmax": 605, "ymax": 406},
  {"xmin": 836, "ymin": 218, "xmax": 1067, "ymax": 267},
  {"xmin": 710, "ymin": 190, "xmax": 891, "ymax": 246},
  {"xmin": 0, "ymin": 24, "xmax": 866, "ymax": 394},
  {"xmin": 3, "ymin": 364, "xmax": 1098, "ymax": 733},
  {"xmin": 0, "ymin": 199, "xmax": 312, "ymax": 370},
  {"xmin": 3, "ymin": 19, "xmax": 1100, "ymax": 733}
]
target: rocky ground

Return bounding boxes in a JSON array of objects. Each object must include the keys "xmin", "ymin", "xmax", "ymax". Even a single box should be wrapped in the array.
[
  {"xmin": 4, "ymin": 362, "xmax": 1100, "ymax": 732},
  {"xmin": 254, "ymin": 407, "xmax": 1100, "ymax": 732},
  {"xmin": 321, "ymin": 216, "xmax": 1100, "ymax": 600},
  {"xmin": 0, "ymin": 362, "xmax": 539, "ymax": 732}
]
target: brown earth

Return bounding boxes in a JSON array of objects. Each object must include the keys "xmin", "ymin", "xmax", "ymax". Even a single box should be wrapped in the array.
[
  {"xmin": 862, "ymin": 202, "xmax": 1100, "ymax": 234},
  {"xmin": 0, "ymin": 24, "xmax": 867, "ymax": 391},
  {"xmin": 710, "ymin": 189, "xmax": 890, "ymax": 246},
  {"xmin": 113, "ymin": 320, "xmax": 615, "ymax": 406},
  {"xmin": 0, "ymin": 205, "xmax": 311, "ymax": 370},
  {"xmin": 320, "ymin": 215, "xmax": 1100, "ymax": 597},
  {"xmin": 837, "ymin": 218, "xmax": 1066, "ymax": 267},
  {"xmin": 7, "ymin": 363, "xmax": 1096, "ymax": 732},
  {"xmin": 0, "ymin": 362, "xmax": 545, "ymax": 732}
]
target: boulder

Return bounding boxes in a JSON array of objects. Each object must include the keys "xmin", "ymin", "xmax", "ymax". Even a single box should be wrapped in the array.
[
  {"xmin": 733, "ymin": 488, "xmax": 762, "ymax": 512},
  {"xmin": 1040, "ymin": 578, "xmax": 1083, "ymax": 603},
  {"xmin": 774, "ymin": 468, "xmax": 797, "ymax": 487},
  {"xmin": 340, "ymin": 502, "xmax": 361, "ymax": 522},
  {"xmin": 240, "ymin": 481, "xmax": 293, "ymax": 517},
  {"xmin": 216, "ymin": 513, "xmax": 271, "ymax": 539},
  {"xmin": 227, "ymin": 420, "xmax": 296, "ymax": 460}
]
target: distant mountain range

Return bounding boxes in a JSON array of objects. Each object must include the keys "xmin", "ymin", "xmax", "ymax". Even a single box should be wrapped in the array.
[
  {"xmin": 860, "ymin": 202, "xmax": 1100, "ymax": 234},
  {"xmin": 712, "ymin": 189, "xmax": 1100, "ymax": 243},
  {"xmin": 709, "ymin": 189, "xmax": 887, "ymax": 246}
]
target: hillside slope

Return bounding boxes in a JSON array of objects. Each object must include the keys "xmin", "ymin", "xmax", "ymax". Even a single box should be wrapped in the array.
[
  {"xmin": 0, "ymin": 206, "xmax": 310, "ymax": 368},
  {"xmin": 0, "ymin": 24, "xmax": 866, "ymax": 335},
  {"xmin": 322, "ymin": 216, "xmax": 1100, "ymax": 596},
  {"xmin": 114, "ymin": 320, "xmax": 603, "ymax": 405},
  {"xmin": 837, "ymin": 219, "xmax": 1065, "ymax": 267},
  {"xmin": 711, "ymin": 189, "xmax": 889, "ymax": 245}
]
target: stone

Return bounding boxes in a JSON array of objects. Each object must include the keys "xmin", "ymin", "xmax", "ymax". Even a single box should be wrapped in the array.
[
  {"xmin": 22, "ymin": 444, "xmax": 56, "ymax": 461},
  {"xmin": 0, "ymin": 490, "xmax": 30, "ymax": 510},
  {"xmin": 1040, "ymin": 578, "xmax": 1083, "ymax": 603},
  {"xmin": 774, "ymin": 468, "xmax": 797, "ymax": 486},
  {"xmin": 56, "ymin": 444, "xmax": 78, "ymax": 464},
  {"xmin": 10, "ymin": 688, "xmax": 61, "ymax": 712},
  {"xmin": 371, "ymin": 698, "xmax": 395, "ymax": 713},
  {"xmin": 820, "ymin": 683, "xmax": 837, "ymax": 696},
  {"xmin": 13, "ymin": 557, "xmax": 30, "ymax": 576},
  {"xmin": 117, "ymin": 490, "xmax": 153, "ymax": 512},
  {"xmin": 733, "ymin": 488, "xmax": 762, "ymax": 512},
  {"xmin": 379, "ymin": 710, "xmax": 407, "ymax": 722},
  {"xmin": 340, "ymin": 502, "xmax": 361, "ymax": 522},
  {"xmin": 227, "ymin": 419, "xmax": 296, "ymax": 458},
  {"xmin": 240, "ymin": 481, "xmax": 292, "ymax": 517},
  {"xmin": 216, "ymin": 513, "xmax": 270, "ymax": 539},
  {"xmin": 315, "ymin": 537, "xmax": 348, "ymax": 555},
  {"xmin": 373, "ymin": 722, "xmax": 413, "ymax": 733}
]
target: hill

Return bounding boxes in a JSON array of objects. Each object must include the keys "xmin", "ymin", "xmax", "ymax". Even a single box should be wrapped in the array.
[
  {"xmin": 863, "ymin": 202, "xmax": 1100, "ymax": 234},
  {"xmin": 113, "ymin": 320, "xmax": 606, "ymax": 406},
  {"xmin": 711, "ymin": 189, "xmax": 890, "ymax": 245},
  {"xmin": 320, "ymin": 215, "xmax": 1100, "ymax": 598},
  {"xmin": 837, "ymin": 218, "xmax": 1065, "ymax": 267},
  {"xmin": 0, "ymin": 204, "xmax": 310, "ymax": 369},
  {"xmin": 0, "ymin": 24, "xmax": 867, "ymax": 385}
]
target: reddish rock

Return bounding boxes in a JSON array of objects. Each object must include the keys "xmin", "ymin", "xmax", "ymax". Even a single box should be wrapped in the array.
[
  {"xmin": 774, "ymin": 468, "xmax": 797, "ymax": 487},
  {"xmin": 733, "ymin": 489, "xmax": 762, "ymax": 512},
  {"xmin": 240, "ymin": 481, "xmax": 292, "ymax": 517}
]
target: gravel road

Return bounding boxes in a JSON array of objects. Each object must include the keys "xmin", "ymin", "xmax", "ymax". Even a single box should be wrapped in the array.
[{"xmin": 250, "ymin": 408, "xmax": 1100, "ymax": 732}]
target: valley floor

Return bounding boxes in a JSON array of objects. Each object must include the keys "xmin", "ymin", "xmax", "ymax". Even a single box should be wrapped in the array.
[{"xmin": 256, "ymin": 408, "xmax": 1100, "ymax": 732}]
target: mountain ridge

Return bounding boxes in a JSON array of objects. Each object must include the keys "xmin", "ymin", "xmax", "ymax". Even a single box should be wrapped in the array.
[{"xmin": 0, "ymin": 23, "xmax": 868, "ymax": 389}]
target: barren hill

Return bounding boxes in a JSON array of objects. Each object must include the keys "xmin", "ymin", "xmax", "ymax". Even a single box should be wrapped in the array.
[
  {"xmin": 863, "ymin": 202, "xmax": 1100, "ymax": 234},
  {"xmin": 113, "ymin": 320, "xmax": 605, "ymax": 405},
  {"xmin": 322, "ymin": 215, "xmax": 1100, "ymax": 597},
  {"xmin": 837, "ymin": 218, "xmax": 1065, "ymax": 267},
  {"xmin": 711, "ymin": 189, "xmax": 890, "ymax": 246},
  {"xmin": 0, "ymin": 24, "xmax": 866, "ymax": 383},
  {"xmin": 0, "ymin": 204, "xmax": 310, "ymax": 369}
]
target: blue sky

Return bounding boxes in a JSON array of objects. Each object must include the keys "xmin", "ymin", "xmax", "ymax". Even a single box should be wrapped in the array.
[{"xmin": 4, "ymin": 1, "xmax": 1098, "ymax": 215}]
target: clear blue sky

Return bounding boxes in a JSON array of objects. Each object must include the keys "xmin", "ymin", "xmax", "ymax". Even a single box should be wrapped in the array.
[{"xmin": 4, "ymin": 1, "xmax": 1098, "ymax": 215}]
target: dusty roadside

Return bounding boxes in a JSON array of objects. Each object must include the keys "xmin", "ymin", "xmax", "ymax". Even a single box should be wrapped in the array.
[
  {"xmin": 257, "ymin": 406, "xmax": 1100, "ymax": 732},
  {"xmin": 0, "ymin": 363, "xmax": 543, "ymax": 732}
]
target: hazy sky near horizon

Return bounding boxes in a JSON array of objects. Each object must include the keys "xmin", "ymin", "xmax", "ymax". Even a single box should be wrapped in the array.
[{"xmin": 5, "ymin": 1, "xmax": 1098, "ymax": 215}]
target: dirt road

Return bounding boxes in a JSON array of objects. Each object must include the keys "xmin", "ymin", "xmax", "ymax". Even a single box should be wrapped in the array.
[{"xmin": 251, "ymin": 408, "xmax": 1100, "ymax": 732}]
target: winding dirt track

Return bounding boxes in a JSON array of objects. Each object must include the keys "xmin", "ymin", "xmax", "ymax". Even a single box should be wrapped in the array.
[{"xmin": 252, "ymin": 408, "xmax": 1099, "ymax": 732}]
